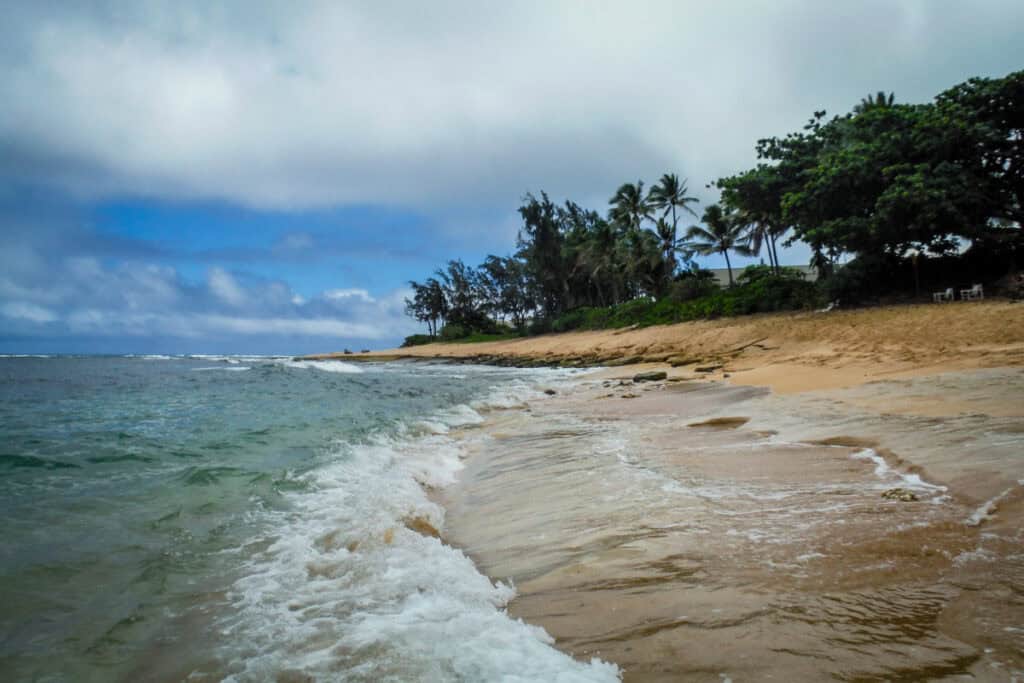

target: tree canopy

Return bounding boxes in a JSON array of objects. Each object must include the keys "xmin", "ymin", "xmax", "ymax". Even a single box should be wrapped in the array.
[{"xmin": 406, "ymin": 69, "xmax": 1023, "ymax": 341}]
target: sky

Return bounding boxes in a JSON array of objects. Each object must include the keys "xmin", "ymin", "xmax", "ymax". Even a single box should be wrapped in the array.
[{"xmin": 2, "ymin": 1, "xmax": 1023, "ymax": 354}]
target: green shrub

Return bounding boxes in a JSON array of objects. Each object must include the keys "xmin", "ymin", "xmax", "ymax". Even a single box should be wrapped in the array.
[
  {"xmin": 545, "ymin": 268, "xmax": 818, "ymax": 335},
  {"xmin": 401, "ymin": 334, "xmax": 434, "ymax": 347},
  {"xmin": 439, "ymin": 323, "xmax": 470, "ymax": 341}
]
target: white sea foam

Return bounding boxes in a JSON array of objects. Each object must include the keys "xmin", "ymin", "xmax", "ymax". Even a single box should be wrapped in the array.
[
  {"xmin": 470, "ymin": 380, "xmax": 544, "ymax": 411},
  {"xmin": 218, "ymin": 375, "xmax": 617, "ymax": 681},
  {"xmin": 850, "ymin": 448, "xmax": 946, "ymax": 493},
  {"xmin": 279, "ymin": 359, "xmax": 364, "ymax": 374},
  {"xmin": 965, "ymin": 487, "xmax": 1015, "ymax": 526},
  {"xmin": 191, "ymin": 366, "xmax": 251, "ymax": 372}
]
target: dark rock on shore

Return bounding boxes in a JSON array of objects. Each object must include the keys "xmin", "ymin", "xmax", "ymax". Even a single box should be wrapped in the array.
[
  {"xmin": 881, "ymin": 488, "xmax": 919, "ymax": 502},
  {"xmin": 633, "ymin": 370, "xmax": 667, "ymax": 382},
  {"xmin": 695, "ymin": 364, "xmax": 724, "ymax": 373}
]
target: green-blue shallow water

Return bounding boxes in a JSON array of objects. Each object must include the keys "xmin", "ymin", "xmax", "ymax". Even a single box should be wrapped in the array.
[{"xmin": 0, "ymin": 355, "xmax": 619, "ymax": 682}]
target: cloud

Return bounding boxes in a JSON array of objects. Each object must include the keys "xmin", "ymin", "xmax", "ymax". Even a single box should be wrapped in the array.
[
  {"xmin": 1, "ymin": 301, "xmax": 58, "ymax": 324},
  {"xmin": 208, "ymin": 267, "xmax": 247, "ymax": 306},
  {"xmin": 323, "ymin": 288, "xmax": 375, "ymax": 303},
  {"xmin": 0, "ymin": 222, "xmax": 416, "ymax": 351},
  {"xmin": 3, "ymin": 2, "xmax": 1022, "ymax": 211}
]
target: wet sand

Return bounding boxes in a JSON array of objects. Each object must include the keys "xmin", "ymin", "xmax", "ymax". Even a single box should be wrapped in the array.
[{"xmin": 440, "ymin": 368, "xmax": 1024, "ymax": 681}]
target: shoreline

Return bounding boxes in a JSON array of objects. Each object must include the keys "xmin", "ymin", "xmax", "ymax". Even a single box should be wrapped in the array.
[
  {"xmin": 438, "ymin": 364, "xmax": 1024, "ymax": 680},
  {"xmin": 302, "ymin": 301, "xmax": 1024, "ymax": 395},
  {"xmin": 307, "ymin": 301, "xmax": 1024, "ymax": 678}
]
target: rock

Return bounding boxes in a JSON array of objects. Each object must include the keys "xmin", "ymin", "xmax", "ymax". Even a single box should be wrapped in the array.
[
  {"xmin": 621, "ymin": 392, "xmax": 639, "ymax": 399},
  {"xmin": 633, "ymin": 370, "xmax": 667, "ymax": 382},
  {"xmin": 543, "ymin": 388, "xmax": 557, "ymax": 395},
  {"xmin": 723, "ymin": 373, "xmax": 731, "ymax": 378},
  {"xmin": 881, "ymin": 488, "xmax": 919, "ymax": 502},
  {"xmin": 668, "ymin": 356, "xmax": 698, "ymax": 367},
  {"xmin": 605, "ymin": 355, "xmax": 645, "ymax": 367},
  {"xmin": 695, "ymin": 364, "xmax": 723, "ymax": 373}
]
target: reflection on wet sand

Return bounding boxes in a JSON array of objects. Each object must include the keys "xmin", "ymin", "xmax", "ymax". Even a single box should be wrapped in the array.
[{"xmin": 441, "ymin": 370, "xmax": 1024, "ymax": 681}]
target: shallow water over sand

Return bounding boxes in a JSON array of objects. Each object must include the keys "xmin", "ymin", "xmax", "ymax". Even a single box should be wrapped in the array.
[{"xmin": 442, "ymin": 371, "xmax": 1024, "ymax": 681}]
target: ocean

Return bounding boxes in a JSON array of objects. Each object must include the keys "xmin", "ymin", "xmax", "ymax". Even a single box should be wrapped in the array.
[{"xmin": 0, "ymin": 355, "xmax": 620, "ymax": 682}]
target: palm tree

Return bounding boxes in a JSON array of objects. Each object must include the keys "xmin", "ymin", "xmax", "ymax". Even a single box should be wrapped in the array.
[
  {"xmin": 684, "ymin": 204, "xmax": 752, "ymax": 287},
  {"xmin": 738, "ymin": 211, "xmax": 778, "ymax": 273},
  {"xmin": 654, "ymin": 217, "xmax": 678, "ymax": 292},
  {"xmin": 608, "ymin": 181, "xmax": 652, "ymax": 234},
  {"xmin": 854, "ymin": 91, "xmax": 894, "ymax": 114},
  {"xmin": 623, "ymin": 227, "xmax": 662, "ymax": 298},
  {"xmin": 648, "ymin": 173, "xmax": 699, "ymax": 276}
]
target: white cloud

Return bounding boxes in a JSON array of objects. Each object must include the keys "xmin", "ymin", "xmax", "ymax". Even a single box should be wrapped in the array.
[
  {"xmin": 0, "ymin": 236, "xmax": 416, "ymax": 347},
  {"xmin": 323, "ymin": 288, "xmax": 375, "ymax": 303},
  {"xmin": 3, "ymin": 2, "xmax": 1022, "ymax": 211},
  {"xmin": 1, "ymin": 301, "xmax": 57, "ymax": 323},
  {"xmin": 208, "ymin": 267, "xmax": 247, "ymax": 306}
]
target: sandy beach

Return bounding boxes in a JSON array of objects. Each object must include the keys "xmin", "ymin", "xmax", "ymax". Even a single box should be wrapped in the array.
[
  {"xmin": 314, "ymin": 301, "xmax": 1024, "ymax": 680},
  {"xmin": 309, "ymin": 301, "xmax": 1024, "ymax": 395}
]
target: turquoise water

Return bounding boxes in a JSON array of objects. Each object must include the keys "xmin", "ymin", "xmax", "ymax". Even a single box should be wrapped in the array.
[{"xmin": 0, "ymin": 356, "xmax": 618, "ymax": 682}]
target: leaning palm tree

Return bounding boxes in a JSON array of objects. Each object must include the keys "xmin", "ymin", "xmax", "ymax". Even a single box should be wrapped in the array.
[
  {"xmin": 648, "ymin": 173, "xmax": 699, "ymax": 276},
  {"xmin": 608, "ymin": 181, "xmax": 652, "ymax": 234},
  {"xmin": 684, "ymin": 204, "xmax": 752, "ymax": 287},
  {"xmin": 738, "ymin": 211, "xmax": 776, "ymax": 273}
]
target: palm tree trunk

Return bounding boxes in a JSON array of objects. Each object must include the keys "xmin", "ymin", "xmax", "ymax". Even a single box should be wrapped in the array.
[
  {"xmin": 769, "ymin": 234, "xmax": 779, "ymax": 274},
  {"xmin": 724, "ymin": 249, "xmax": 734, "ymax": 287},
  {"xmin": 670, "ymin": 204, "xmax": 678, "ymax": 276}
]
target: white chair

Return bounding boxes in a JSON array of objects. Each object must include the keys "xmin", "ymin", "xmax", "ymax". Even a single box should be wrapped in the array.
[
  {"xmin": 960, "ymin": 284, "xmax": 984, "ymax": 301},
  {"xmin": 932, "ymin": 287, "xmax": 953, "ymax": 303}
]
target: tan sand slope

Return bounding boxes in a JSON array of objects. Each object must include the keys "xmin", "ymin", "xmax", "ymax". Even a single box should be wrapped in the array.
[{"xmin": 306, "ymin": 301, "xmax": 1024, "ymax": 394}]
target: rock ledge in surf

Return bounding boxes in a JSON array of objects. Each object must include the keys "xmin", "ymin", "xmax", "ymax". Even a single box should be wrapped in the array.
[{"xmin": 633, "ymin": 370, "xmax": 667, "ymax": 382}]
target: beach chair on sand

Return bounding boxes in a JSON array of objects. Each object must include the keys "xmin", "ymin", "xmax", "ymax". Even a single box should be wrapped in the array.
[
  {"xmin": 960, "ymin": 283, "xmax": 984, "ymax": 301},
  {"xmin": 932, "ymin": 287, "xmax": 954, "ymax": 303}
]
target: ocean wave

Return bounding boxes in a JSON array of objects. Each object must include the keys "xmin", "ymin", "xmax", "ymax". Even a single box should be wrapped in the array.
[
  {"xmin": 217, "ymin": 379, "xmax": 617, "ymax": 681},
  {"xmin": 191, "ymin": 366, "xmax": 251, "ymax": 372},
  {"xmin": 850, "ymin": 448, "xmax": 947, "ymax": 494},
  {"xmin": 278, "ymin": 359, "xmax": 364, "ymax": 374}
]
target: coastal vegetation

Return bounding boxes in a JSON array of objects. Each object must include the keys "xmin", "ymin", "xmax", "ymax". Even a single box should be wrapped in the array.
[{"xmin": 405, "ymin": 69, "xmax": 1023, "ymax": 346}]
